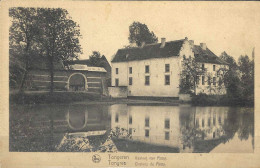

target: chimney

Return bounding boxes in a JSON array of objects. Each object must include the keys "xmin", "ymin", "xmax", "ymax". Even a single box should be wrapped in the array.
[
  {"xmin": 189, "ymin": 40, "xmax": 194, "ymax": 48},
  {"xmin": 140, "ymin": 41, "xmax": 145, "ymax": 48},
  {"xmin": 160, "ymin": 38, "xmax": 166, "ymax": 48},
  {"xmin": 200, "ymin": 43, "xmax": 207, "ymax": 50}
]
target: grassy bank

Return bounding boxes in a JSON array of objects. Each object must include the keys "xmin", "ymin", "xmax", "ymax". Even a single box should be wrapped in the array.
[
  {"xmin": 10, "ymin": 91, "xmax": 181, "ymax": 105},
  {"xmin": 10, "ymin": 91, "xmax": 101, "ymax": 104},
  {"xmin": 191, "ymin": 93, "xmax": 254, "ymax": 107}
]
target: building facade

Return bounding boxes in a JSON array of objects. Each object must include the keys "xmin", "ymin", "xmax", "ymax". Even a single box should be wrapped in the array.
[
  {"xmin": 110, "ymin": 37, "xmax": 228, "ymax": 98},
  {"xmin": 25, "ymin": 64, "xmax": 107, "ymax": 94}
]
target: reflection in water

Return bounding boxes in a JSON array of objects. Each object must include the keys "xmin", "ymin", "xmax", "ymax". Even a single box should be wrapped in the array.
[
  {"xmin": 9, "ymin": 103, "xmax": 254, "ymax": 153},
  {"xmin": 67, "ymin": 105, "xmax": 88, "ymax": 130},
  {"xmin": 109, "ymin": 105, "xmax": 254, "ymax": 153}
]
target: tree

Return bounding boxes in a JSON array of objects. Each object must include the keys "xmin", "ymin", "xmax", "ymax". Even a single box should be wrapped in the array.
[
  {"xmin": 219, "ymin": 51, "xmax": 237, "ymax": 70},
  {"xmin": 37, "ymin": 8, "xmax": 82, "ymax": 93},
  {"xmin": 128, "ymin": 21, "xmax": 158, "ymax": 47},
  {"xmin": 238, "ymin": 55, "xmax": 254, "ymax": 105},
  {"xmin": 9, "ymin": 8, "xmax": 39, "ymax": 92},
  {"xmin": 180, "ymin": 55, "xmax": 228, "ymax": 95},
  {"xmin": 89, "ymin": 51, "xmax": 107, "ymax": 67},
  {"xmin": 219, "ymin": 52, "xmax": 242, "ymax": 101},
  {"xmin": 180, "ymin": 56, "xmax": 205, "ymax": 94}
]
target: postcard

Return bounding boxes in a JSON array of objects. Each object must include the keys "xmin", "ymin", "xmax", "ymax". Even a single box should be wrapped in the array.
[{"xmin": 1, "ymin": 1, "xmax": 260, "ymax": 167}]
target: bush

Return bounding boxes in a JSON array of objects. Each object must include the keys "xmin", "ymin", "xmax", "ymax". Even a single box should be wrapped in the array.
[{"xmin": 191, "ymin": 93, "xmax": 253, "ymax": 107}]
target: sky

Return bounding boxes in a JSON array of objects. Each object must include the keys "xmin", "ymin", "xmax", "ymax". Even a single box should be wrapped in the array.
[{"xmin": 65, "ymin": 2, "xmax": 259, "ymax": 62}]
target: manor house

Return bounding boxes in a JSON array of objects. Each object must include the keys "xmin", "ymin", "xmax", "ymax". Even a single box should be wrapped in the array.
[{"xmin": 110, "ymin": 37, "xmax": 228, "ymax": 98}]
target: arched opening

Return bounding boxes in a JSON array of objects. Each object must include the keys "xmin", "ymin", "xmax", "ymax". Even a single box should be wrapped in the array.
[{"xmin": 68, "ymin": 73, "xmax": 87, "ymax": 91}]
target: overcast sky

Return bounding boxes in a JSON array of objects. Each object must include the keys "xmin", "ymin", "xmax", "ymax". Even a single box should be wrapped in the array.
[{"xmin": 66, "ymin": 2, "xmax": 259, "ymax": 62}]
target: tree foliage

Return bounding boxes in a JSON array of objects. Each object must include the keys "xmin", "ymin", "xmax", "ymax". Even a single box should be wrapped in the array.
[
  {"xmin": 180, "ymin": 56, "xmax": 205, "ymax": 94},
  {"xmin": 9, "ymin": 8, "xmax": 40, "ymax": 91},
  {"xmin": 128, "ymin": 21, "xmax": 158, "ymax": 47},
  {"xmin": 180, "ymin": 55, "xmax": 228, "ymax": 95},
  {"xmin": 9, "ymin": 7, "xmax": 82, "ymax": 92},
  {"xmin": 37, "ymin": 8, "xmax": 82, "ymax": 92},
  {"xmin": 89, "ymin": 51, "xmax": 107, "ymax": 67},
  {"xmin": 238, "ymin": 55, "xmax": 254, "ymax": 104},
  {"xmin": 219, "ymin": 52, "xmax": 254, "ymax": 106}
]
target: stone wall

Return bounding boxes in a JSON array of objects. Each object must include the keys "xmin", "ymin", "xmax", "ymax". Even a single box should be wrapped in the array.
[
  {"xmin": 108, "ymin": 86, "xmax": 128, "ymax": 98},
  {"xmin": 25, "ymin": 69, "xmax": 107, "ymax": 93},
  {"xmin": 179, "ymin": 94, "xmax": 192, "ymax": 102}
]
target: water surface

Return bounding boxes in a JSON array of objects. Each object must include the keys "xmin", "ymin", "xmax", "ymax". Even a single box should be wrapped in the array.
[{"xmin": 10, "ymin": 104, "xmax": 254, "ymax": 153}]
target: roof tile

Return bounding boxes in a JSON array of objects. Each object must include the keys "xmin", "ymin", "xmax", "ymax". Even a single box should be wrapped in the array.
[{"xmin": 111, "ymin": 39, "xmax": 184, "ymax": 62}]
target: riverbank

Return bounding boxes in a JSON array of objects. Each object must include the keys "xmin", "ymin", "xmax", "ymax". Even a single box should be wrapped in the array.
[
  {"xmin": 10, "ymin": 91, "xmax": 100, "ymax": 104},
  {"xmin": 10, "ymin": 91, "xmax": 254, "ymax": 107},
  {"xmin": 191, "ymin": 94, "xmax": 254, "ymax": 107},
  {"xmin": 9, "ymin": 91, "xmax": 180, "ymax": 105}
]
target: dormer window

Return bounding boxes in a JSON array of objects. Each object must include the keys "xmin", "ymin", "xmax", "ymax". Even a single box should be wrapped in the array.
[{"xmin": 213, "ymin": 65, "xmax": 216, "ymax": 71}]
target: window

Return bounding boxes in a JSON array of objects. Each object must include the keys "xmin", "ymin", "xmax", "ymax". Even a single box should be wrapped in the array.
[
  {"xmin": 129, "ymin": 128, "xmax": 132, "ymax": 135},
  {"xmin": 202, "ymin": 76, "xmax": 205, "ymax": 85},
  {"xmin": 213, "ymin": 116, "xmax": 216, "ymax": 126},
  {"xmin": 145, "ymin": 76, "xmax": 150, "ymax": 85},
  {"xmin": 165, "ymin": 119, "xmax": 170, "ymax": 129},
  {"xmin": 145, "ymin": 65, "xmax": 149, "ymax": 73},
  {"xmin": 165, "ymin": 132, "xmax": 170, "ymax": 140},
  {"xmin": 165, "ymin": 64, "xmax": 170, "ymax": 72},
  {"xmin": 196, "ymin": 119, "xmax": 199, "ymax": 127},
  {"xmin": 202, "ymin": 119, "xmax": 205, "ymax": 127},
  {"xmin": 202, "ymin": 64, "xmax": 205, "ymax": 70},
  {"xmin": 116, "ymin": 68, "xmax": 119, "ymax": 74},
  {"xmin": 165, "ymin": 75, "xmax": 170, "ymax": 85},
  {"xmin": 129, "ymin": 115, "xmax": 132, "ymax": 124},
  {"xmin": 208, "ymin": 77, "xmax": 211, "ymax": 85},
  {"xmin": 145, "ymin": 129, "xmax": 149, "ymax": 137},
  {"xmin": 115, "ymin": 78, "xmax": 119, "ymax": 87},
  {"xmin": 213, "ymin": 77, "xmax": 216, "ymax": 86},
  {"xmin": 196, "ymin": 76, "xmax": 200, "ymax": 85},
  {"xmin": 115, "ymin": 114, "xmax": 119, "ymax": 123},
  {"xmin": 129, "ymin": 77, "xmax": 133, "ymax": 85},
  {"xmin": 129, "ymin": 67, "xmax": 132, "ymax": 74},
  {"xmin": 208, "ymin": 118, "xmax": 211, "ymax": 126},
  {"xmin": 218, "ymin": 116, "xmax": 222, "ymax": 124},
  {"xmin": 213, "ymin": 65, "xmax": 216, "ymax": 71},
  {"xmin": 145, "ymin": 117, "xmax": 150, "ymax": 127}
]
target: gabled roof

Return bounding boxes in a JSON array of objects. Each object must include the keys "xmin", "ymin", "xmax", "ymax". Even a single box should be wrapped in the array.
[
  {"xmin": 193, "ymin": 45, "xmax": 228, "ymax": 65},
  {"xmin": 68, "ymin": 56, "xmax": 111, "ymax": 73},
  {"xmin": 111, "ymin": 39, "xmax": 185, "ymax": 62},
  {"xmin": 69, "ymin": 64, "xmax": 106, "ymax": 72}
]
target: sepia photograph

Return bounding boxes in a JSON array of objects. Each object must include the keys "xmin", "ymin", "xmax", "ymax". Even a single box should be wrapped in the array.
[{"xmin": 1, "ymin": 1, "xmax": 260, "ymax": 167}]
